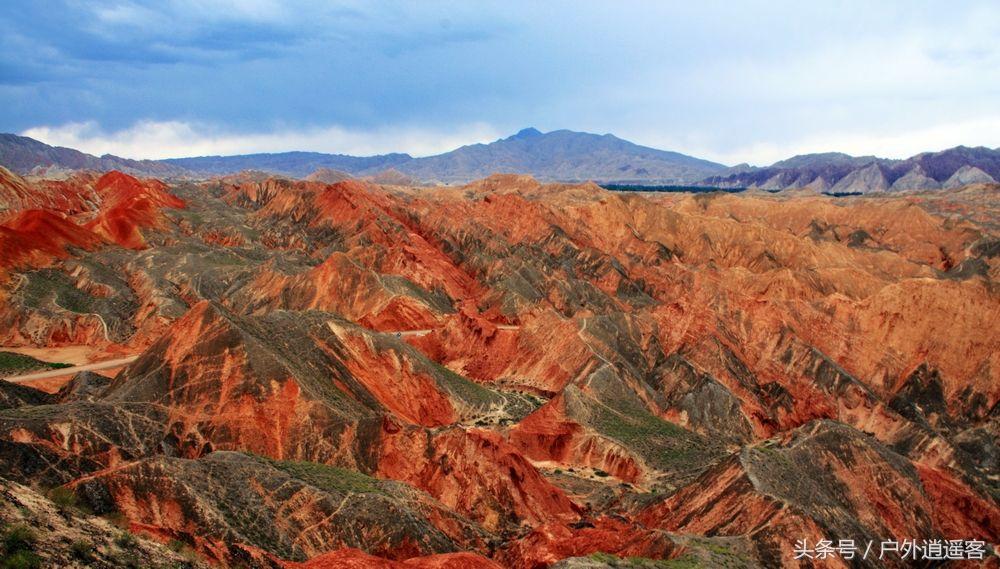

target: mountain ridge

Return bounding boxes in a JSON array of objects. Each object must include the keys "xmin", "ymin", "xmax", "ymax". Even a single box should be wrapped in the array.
[
  {"xmin": 383, "ymin": 127, "xmax": 728, "ymax": 184},
  {"xmin": 703, "ymin": 145, "xmax": 1000, "ymax": 192},
  {"xmin": 0, "ymin": 129, "xmax": 728, "ymax": 184},
  {"xmin": 2, "ymin": 129, "xmax": 999, "ymax": 192}
]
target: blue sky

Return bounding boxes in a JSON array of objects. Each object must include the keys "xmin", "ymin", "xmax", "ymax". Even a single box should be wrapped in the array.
[{"xmin": 3, "ymin": 1, "xmax": 998, "ymax": 165}]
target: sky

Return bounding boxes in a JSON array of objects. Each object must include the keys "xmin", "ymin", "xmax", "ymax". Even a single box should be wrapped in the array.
[{"xmin": 2, "ymin": 1, "xmax": 998, "ymax": 166}]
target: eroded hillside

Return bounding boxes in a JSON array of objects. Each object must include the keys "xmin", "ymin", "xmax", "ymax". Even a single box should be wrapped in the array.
[{"xmin": 0, "ymin": 167, "xmax": 997, "ymax": 568}]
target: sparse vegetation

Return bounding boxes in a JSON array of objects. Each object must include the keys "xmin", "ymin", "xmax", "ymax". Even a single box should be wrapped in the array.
[
  {"xmin": 589, "ymin": 401, "xmax": 712, "ymax": 471},
  {"xmin": 69, "ymin": 539, "xmax": 94, "ymax": 561},
  {"xmin": 1, "ymin": 526, "xmax": 36, "ymax": 555},
  {"xmin": 586, "ymin": 552, "xmax": 705, "ymax": 568},
  {"xmin": 1, "ymin": 524, "xmax": 40, "ymax": 569},
  {"xmin": 432, "ymin": 361, "xmax": 504, "ymax": 408},
  {"xmin": 262, "ymin": 457, "xmax": 386, "ymax": 495},
  {"xmin": 107, "ymin": 551, "xmax": 142, "ymax": 569},
  {"xmin": 166, "ymin": 539, "xmax": 201, "ymax": 564},
  {"xmin": 47, "ymin": 486, "xmax": 89, "ymax": 515},
  {"xmin": 0, "ymin": 551, "xmax": 42, "ymax": 569},
  {"xmin": 105, "ymin": 511, "xmax": 129, "ymax": 529},
  {"xmin": 115, "ymin": 531, "xmax": 138, "ymax": 550},
  {"xmin": 0, "ymin": 352, "xmax": 72, "ymax": 375}
]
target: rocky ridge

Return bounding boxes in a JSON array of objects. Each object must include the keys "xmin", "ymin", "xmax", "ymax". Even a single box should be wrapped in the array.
[{"xmin": 0, "ymin": 170, "xmax": 996, "ymax": 567}]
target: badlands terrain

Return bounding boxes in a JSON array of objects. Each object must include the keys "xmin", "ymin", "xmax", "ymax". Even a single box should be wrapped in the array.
[{"xmin": 0, "ymin": 167, "xmax": 997, "ymax": 568}]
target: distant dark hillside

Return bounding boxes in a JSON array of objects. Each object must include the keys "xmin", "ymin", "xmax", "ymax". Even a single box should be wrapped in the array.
[
  {"xmin": 163, "ymin": 151, "xmax": 413, "ymax": 178},
  {"xmin": 700, "ymin": 146, "xmax": 1000, "ymax": 193},
  {"xmin": 0, "ymin": 133, "xmax": 189, "ymax": 177},
  {"xmin": 3, "ymin": 130, "xmax": 996, "ymax": 192},
  {"xmin": 383, "ymin": 128, "xmax": 727, "ymax": 184}
]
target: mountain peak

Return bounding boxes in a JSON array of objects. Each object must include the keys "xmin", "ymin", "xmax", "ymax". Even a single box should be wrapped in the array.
[{"xmin": 511, "ymin": 127, "xmax": 543, "ymax": 139}]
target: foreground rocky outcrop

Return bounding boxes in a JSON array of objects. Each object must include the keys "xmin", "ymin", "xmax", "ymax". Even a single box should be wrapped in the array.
[{"xmin": 0, "ymin": 475, "xmax": 208, "ymax": 568}]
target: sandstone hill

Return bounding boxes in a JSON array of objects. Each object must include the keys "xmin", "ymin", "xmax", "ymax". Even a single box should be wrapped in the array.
[{"xmin": 0, "ymin": 169, "xmax": 996, "ymax": 567}]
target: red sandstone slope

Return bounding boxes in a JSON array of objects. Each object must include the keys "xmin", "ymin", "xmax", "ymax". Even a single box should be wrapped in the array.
[
  {"xmin": 238, "ymin": 252, "xmax": 447, "ymax": 331},
  {"xmin": 0, "ymin": 170, "xmax": 184, "ymax": 283},
  {"xmin": 642, "ymin": 423, "xmax": 999, "ymax": 568},
  {"xmin": 0, "ymin": 173, "xmax": 996, "ymax": 567},
  {"xmin": 95, "ymin": 301, "xmax": 577, "ymax": 536},
  {"xmin": 0, "ymin": 168, "xmax": 103, "ymax": 219},
  {"xmin": 0, "ymin": 209, "xmax": 103, "ymax": 280},
  {"xmin": 85, "ymin": 171, "xmax": 185, "ymax": 248}
]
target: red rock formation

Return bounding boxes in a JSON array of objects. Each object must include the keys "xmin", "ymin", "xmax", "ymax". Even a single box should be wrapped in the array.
[
  {"xmin": 85, "ymin": 171, "xmax": 185, "ymax": 248},
  {"xmin": 497, "ymin": 517, "xmax": 677, "ymax": 569},
  {"xmin": 377, "ymin": 425, "xmax": 580, "ymax": 531},
  {"xmin": 326, "ymin": 320, "xmax": 457, "ymax": 426},
  {"xmin": 509, "ymin": 394, "xmax": 643, "ymax": 483},
  {"xmin": 641, "ymin": 421, "xmax": 1000, "ymax": 568},
  {"xmin": 1, "ymin": 172, "xmax": 997, "ymax": 568},
  {"xmin": 239, "ymin": 252, "xmax": 444, "ymax": 332},
  {"xmin": 0, "ymin": 209, "xmax": 103, "ymax": 281}
]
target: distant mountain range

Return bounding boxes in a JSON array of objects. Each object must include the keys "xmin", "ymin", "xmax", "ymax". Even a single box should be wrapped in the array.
[
  {"xmin": 166, "ymin": 127, "xmax": 729, "ymax": 183},
  {"xmin": 701, "ymin": 146, "xmax": 1000, "ymax": 192},
  {"xmin": 0, "ymin": 129, "xmax": 727, "ymax": 184},
  {"xmin": 383, "ymin": 127, "xmax": 727, "ymax": 184},
  {"xmin": 0, "ymin": 133, "xmax": 189, "ymax": 178},
  {"xmin": 1, "ymin": 129, "xmax": 997, "ymax": 192},
  {"xmin": 163, "ymin": 150, "xmax": 413, "ymax": 178}
]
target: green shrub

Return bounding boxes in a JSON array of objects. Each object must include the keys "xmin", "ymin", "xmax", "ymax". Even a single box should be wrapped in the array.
[
  {"xmin": 70, "ymin": 539, "xmax": 94, "ymax": 561},
  {"xmin": 2, "ymin": 525, "xmax": 37, "ymax": 554},
  {"xmin": 0, "ymin": 352, "xmax": 72, "ymax": 374},
  {"xmin": 47, "ymin": 487, "xmax": 79, "ymax": 511},
  {"xmin": 0, "ymin": 551, "xmax": 42, "ymax": 569},
  {"xmin": 114, "ymin": 531, "xmax": 138, "ymax": 550},
  {"xmin": 263, "ymin": 458, "xmax": 385, "ymax": 495}
]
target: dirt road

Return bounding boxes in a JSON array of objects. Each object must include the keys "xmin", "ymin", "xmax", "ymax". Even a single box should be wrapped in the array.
[{"xmin": 1, "ymin": 356, "xmax": 139, "ymax": 384}]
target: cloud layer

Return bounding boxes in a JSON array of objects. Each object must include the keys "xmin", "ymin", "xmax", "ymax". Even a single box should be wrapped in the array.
[
  {"xmin": 22, "ymin": 121, "xmax": 502, "ymax": 159},
  {"xmin": 4, "ymin": 1, "xmax": 999, "ymax": 165}
]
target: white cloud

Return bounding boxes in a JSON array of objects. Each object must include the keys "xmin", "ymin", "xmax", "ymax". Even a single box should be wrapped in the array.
[
  {"xmin": 625, "ymin": 115, "xmax": 1000, "ymax": 167},
  {"xmin": 21, "ymin": 115, "xmax": 1000, "ymax": 167},
  {"xmin": 21, "ymin": 120, "xmax": 503, "ymax": 160},
  {"xmin": 92, "ymin": 0, "xmax": 288, "ymax": 27}
]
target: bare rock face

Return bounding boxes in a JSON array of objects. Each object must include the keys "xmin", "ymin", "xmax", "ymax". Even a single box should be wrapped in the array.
[
  {"xmin": 55, "ymin": 370, "xmax": 112, "ymax": 402},
  {"xmin": 0, "ymin": 171, "xmax": 997, "ymax": 567},
  {"xmin": 0, "ymin": 475, "xmax": 208, "ymax": 568},
  {"xmin": 944, "ymin": 165, "xmax": 996, "ymax": 188},
  {"xmin": 829, "ymin": 163, "xmax": 889, "ymax": 193},
  {"xmin": 0, "ymin": 378, "xmax": 56, "ymax": 409},
  {"xmin": 641, "ymin": 420, "xmax": 999, "ymax": 568},
  {"xmin": 283, "ymin": 548, "xmax": 503, "ymax": 568},
  {"xmin": 74, "ymin": 451, "xmax": 489, "ymax": 564},
  {"xmin": 890, "ymin": 164, "xmax": 941, "ymax": 191}
]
